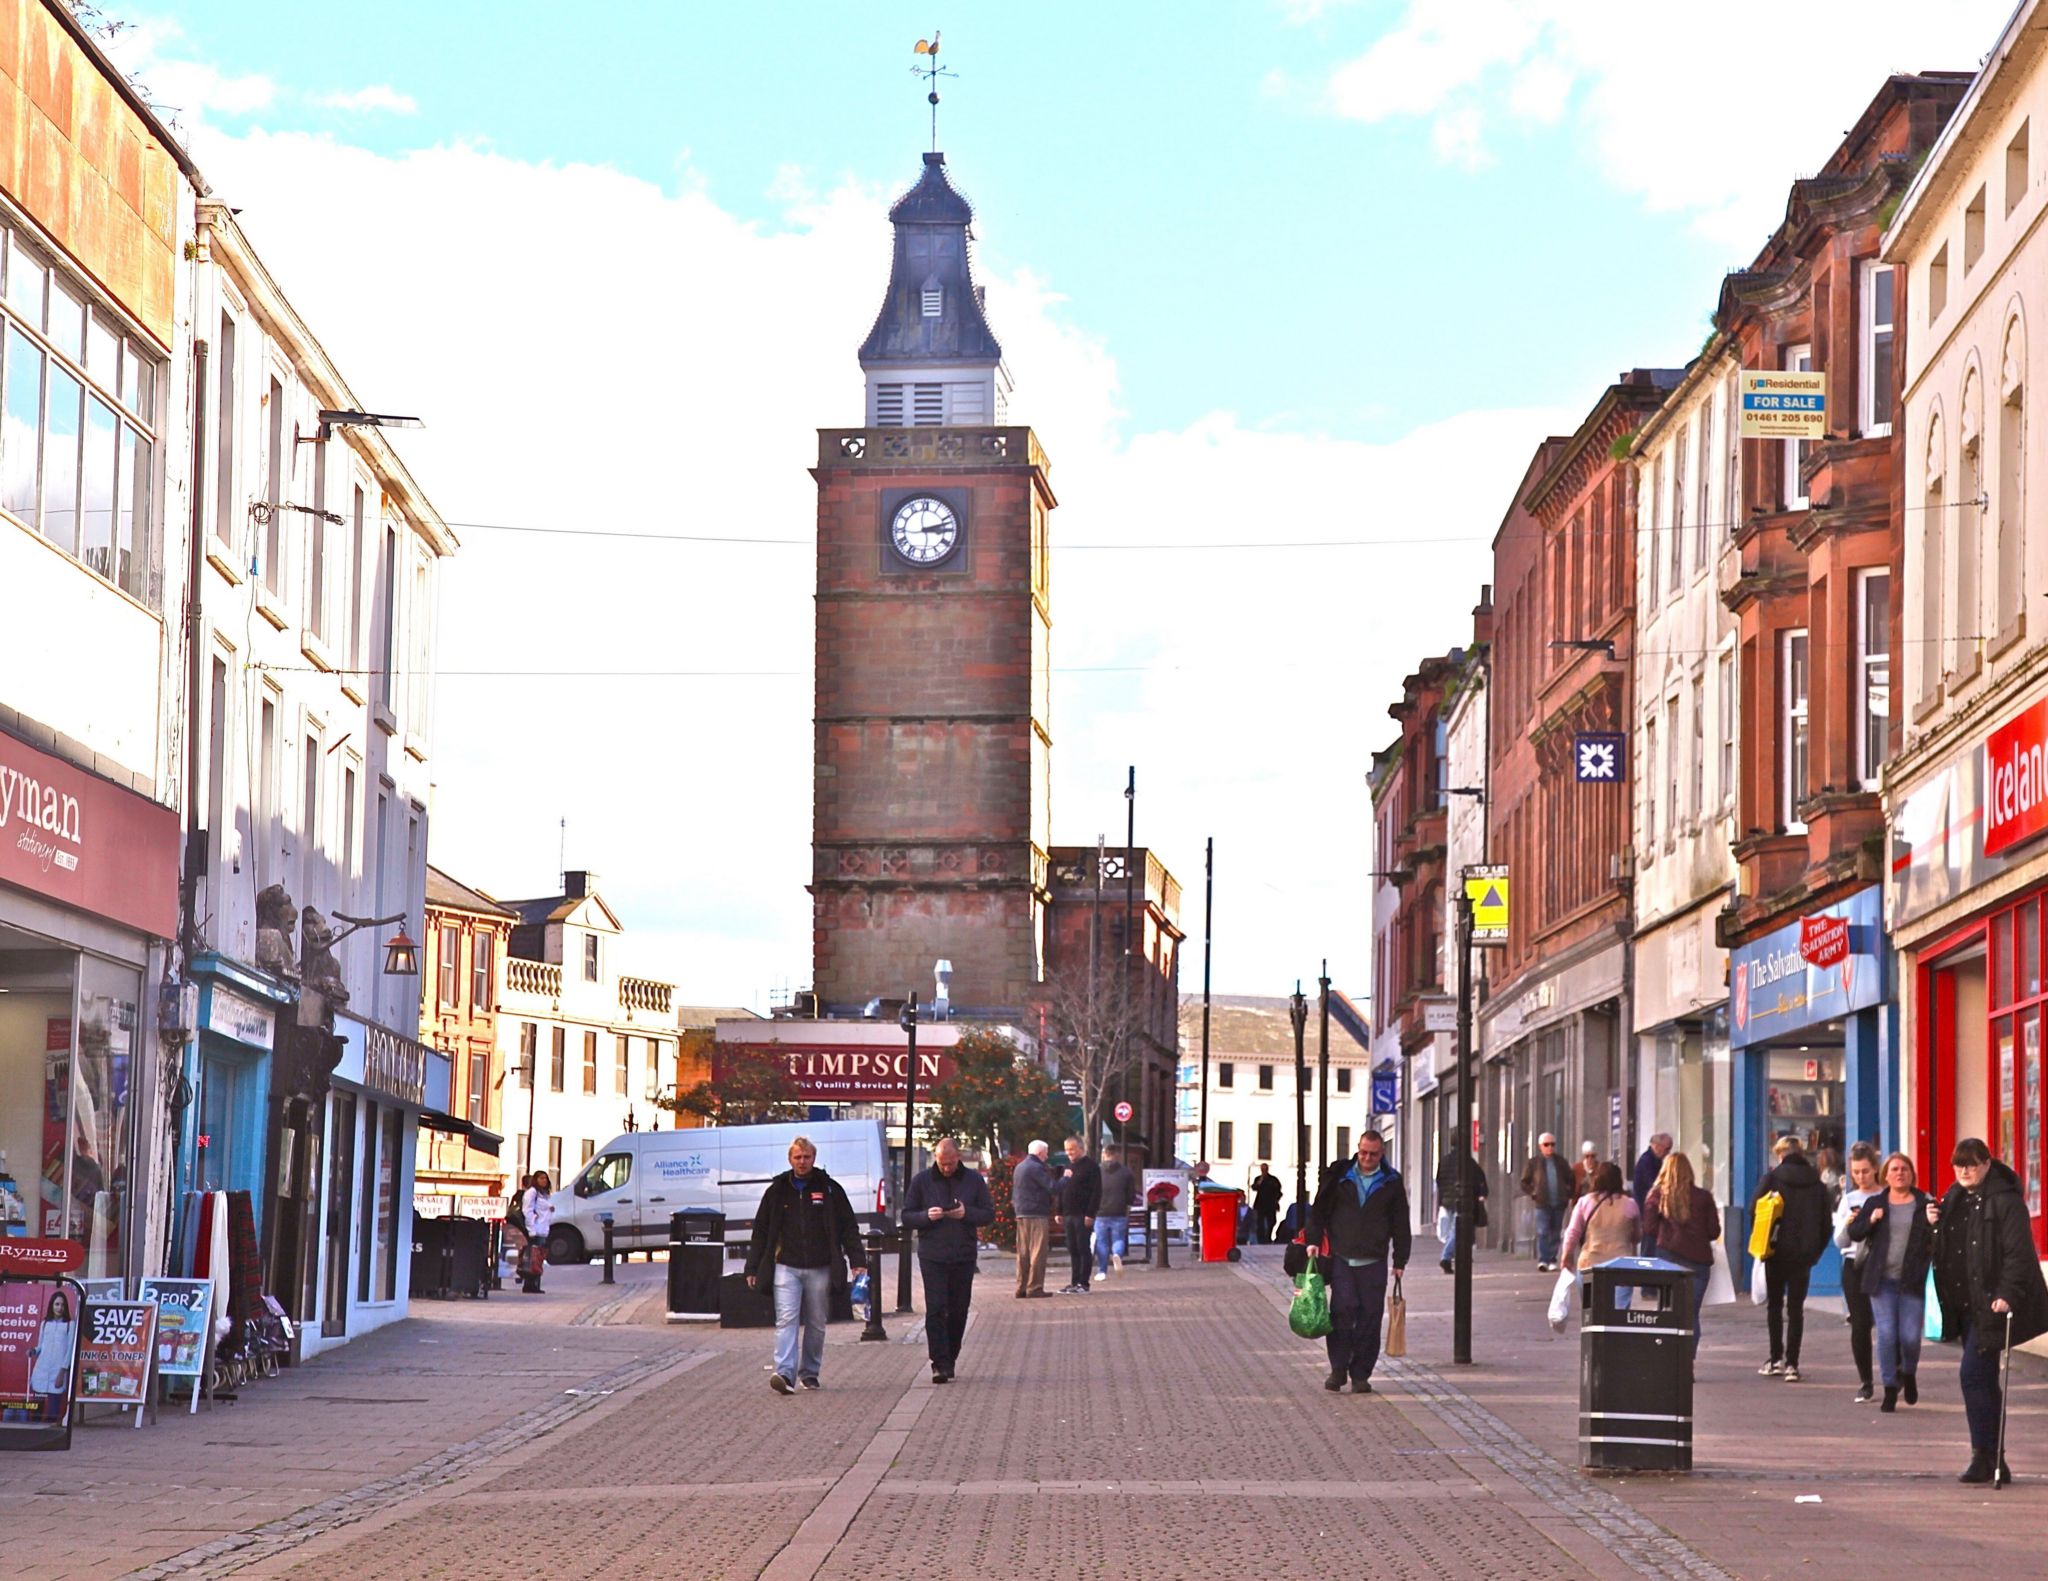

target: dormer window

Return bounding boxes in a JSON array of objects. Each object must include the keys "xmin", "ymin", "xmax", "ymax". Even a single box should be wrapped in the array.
[{"xmin": 921, "ymin": 276, "xmax": 943, "ymax": 318}]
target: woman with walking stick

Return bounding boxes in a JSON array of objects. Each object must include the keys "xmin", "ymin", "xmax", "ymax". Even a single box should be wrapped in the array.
[{"xmin": 1929, "ymin": 1137, "xmax": 2048, "ymax": 1484}]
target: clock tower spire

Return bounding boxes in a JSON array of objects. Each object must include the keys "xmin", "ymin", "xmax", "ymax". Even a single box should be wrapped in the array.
[
  {"xmin": 810, "ymin": 150, "xmax": 1053, "ymax": 1018},
  {"xmin": 857, "ymin": 151, "xmax": 1013, "ymax": 428}
]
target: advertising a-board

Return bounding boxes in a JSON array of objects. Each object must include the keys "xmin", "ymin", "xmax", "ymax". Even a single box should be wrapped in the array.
[
  {"xmin": 0, "ymin": 1278, "xmax": 79, "ymax": 1427},
  {"xmin": 76, "ymin": 1299, "xmax": 156, "ymax": 1406},
  {"xmin": 138, "ymin": 1278, "xmax": 214, "ymax": 1411}
]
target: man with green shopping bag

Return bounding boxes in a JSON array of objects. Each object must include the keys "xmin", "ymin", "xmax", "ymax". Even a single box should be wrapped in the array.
[{"xmin": 1305, "ymin": 1131, "xmax": 1411, "ymax": 1394}]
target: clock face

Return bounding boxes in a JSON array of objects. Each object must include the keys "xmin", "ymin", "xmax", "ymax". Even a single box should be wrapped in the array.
[{"xmin": 890, "ymin": 496, "xmax": 960, "ymax": 565}]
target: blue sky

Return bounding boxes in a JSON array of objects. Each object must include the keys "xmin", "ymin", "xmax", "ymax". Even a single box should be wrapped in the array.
[{"xmin": 126, "ymin": 1, "xmax": 2014, "ymax": 1010}]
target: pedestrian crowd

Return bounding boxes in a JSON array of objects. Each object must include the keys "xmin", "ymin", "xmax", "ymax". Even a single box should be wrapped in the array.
[{"xmin": 1502, "ymin": 1125, "xmax": 2048, "ymax": 1485}]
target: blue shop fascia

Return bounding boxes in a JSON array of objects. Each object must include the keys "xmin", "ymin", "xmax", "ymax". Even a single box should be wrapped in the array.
[
  {"xmin": 1727, "ymin": 885, "xmax": 1895, "ymax": 1294},
  {"xmin": 175, "ymin": 952, "xmax": 295, "ymax": 1244}
]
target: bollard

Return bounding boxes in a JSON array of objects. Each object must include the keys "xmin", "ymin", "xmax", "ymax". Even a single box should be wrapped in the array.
[
  {"xmin": 858, "ymin": 1230, "xmax": 889, "ymax": 1342},
  {"xmin": 601, "ymin": 1216, "xmax": 616, "ymax": 1285},
  {"xmin": 1155, "ymin": 1200, "xmax": 1171, "ymax": 1269}
]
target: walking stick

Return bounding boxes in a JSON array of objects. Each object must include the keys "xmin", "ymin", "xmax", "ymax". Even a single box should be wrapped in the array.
[{"xmin": 1997, "ymin": 1307, "xmax": 2015, "ymax": 1490}]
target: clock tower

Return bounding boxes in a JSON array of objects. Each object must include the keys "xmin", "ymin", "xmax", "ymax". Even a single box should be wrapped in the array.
[{"xmin": 810, "ymin": 150, "xmax": 1054, "ymax": 1015}]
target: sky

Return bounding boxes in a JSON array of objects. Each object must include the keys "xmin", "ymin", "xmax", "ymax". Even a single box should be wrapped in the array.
[{"xmin": 109, "ymin": 0, "xmax": 2015, "ymax": 1012}]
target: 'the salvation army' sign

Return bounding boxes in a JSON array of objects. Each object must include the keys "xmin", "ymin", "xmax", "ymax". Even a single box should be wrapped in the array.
[{"xmin": 1730, "ymin": 887, "xmax": 1886, "ymax": 1048}]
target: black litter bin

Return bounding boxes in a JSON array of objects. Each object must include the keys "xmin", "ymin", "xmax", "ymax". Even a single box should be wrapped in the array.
[
  {"xmin": 1579, "ymin": 1257, "xmax": 1694, "ymax": 1471},
  {"xmin": 411, "ymin": 1217, "xmax": 452, "ymax": 1298},
  {"xmin": 668, "ymin": 1210, "xmax": 725, "ymax": 1321},
  {"xmin": 446, "ymin": 1216, "xmax": 488, "ymax": 1298}
]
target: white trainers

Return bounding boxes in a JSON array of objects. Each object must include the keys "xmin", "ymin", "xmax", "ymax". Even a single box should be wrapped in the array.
[
  {"xmin": 1112, "ymin": 1255, "xmax": 1124, "ymax": 1273},
  {"xmin": 1093, "ymin": 1270, "xmax": 1109, "ymax": 1282}
]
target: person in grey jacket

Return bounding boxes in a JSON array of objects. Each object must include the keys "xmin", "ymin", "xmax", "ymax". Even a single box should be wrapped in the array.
[
  {"xmin": 1011, "ymin": 1140, "xmax": 1055, "ymax": 1297},
  {"xmin": 902, "ymin": 1138, "xmax": 995, "ymax": 1382}
]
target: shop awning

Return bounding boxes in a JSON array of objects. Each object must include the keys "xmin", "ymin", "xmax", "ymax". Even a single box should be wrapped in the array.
[{"xmin": 420, "ymin": 1111, "xmax": 504, "ymax": 1156}]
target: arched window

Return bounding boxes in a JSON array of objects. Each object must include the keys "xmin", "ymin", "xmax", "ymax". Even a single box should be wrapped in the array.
[
  {"xmin": 1955, "ymin": 364, "xmax": 1983, "ymax": 679},
  {"xmin": 1998, "ymin": 310, "xmax": 2026, "ymax": 641},
  {"xmin": 1918, "ymin": 403, "xmax": 1945, "ymax": 711}
]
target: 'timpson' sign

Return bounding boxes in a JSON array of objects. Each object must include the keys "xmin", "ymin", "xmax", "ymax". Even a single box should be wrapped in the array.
[{"xmin": 1985, "ymin": 697, "xmax": 2048, "ymax": 857}]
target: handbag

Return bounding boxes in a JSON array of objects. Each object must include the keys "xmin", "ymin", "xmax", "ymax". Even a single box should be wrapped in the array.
[
  {"xmin": 1924, "ymin": 1266, "xmax": 1944, "ymax": 1342},
  {"xmin": 1282, "ymin": 1229, "xmax": 1326, "ymax": 1279},
  {"xmin": 1747, "ymin": 1191, "xmax": 1782, "ymax": 1260},
  {"xmin": 1474, "ymin": 1197, "xmax": 1489, "ymax": 1231},
  {"xmin": 1288, "ymin": 1266, "xmax": 1332, "ymax": 1339},
  {"xmin": 1384, "ymin": 1272, "xmax": 1407, "ymax": 1357}
]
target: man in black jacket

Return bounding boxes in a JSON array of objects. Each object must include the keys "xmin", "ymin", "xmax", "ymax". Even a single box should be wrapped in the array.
[
  {"xmin": 1307, "ymin": 1131, "xmax": 1411, "ymax": 1394},
  {"xmin": 1433, "ymin": 1148, "xmax": 1488, "ymax": 1275},
  {"xmin": 1753, "ymin": 1135, "xmax": 1830, "ymax": 1382},
  {"xmin": 745, "ymin": 1137, "xmax": 867, "ymax": 1395},
  {"xmin": 902, "ymin": 1138, "xmax": 995, "ymax": 1383},
  {"xmin": 1250, "ymin": 1165, "xmax": 1284, "ymax": 1244},
  {"xmin": 1055, "ymin": 1137, "xmax": 1102, "ymax": 1293},
  {"xmin": 1931, "ymin": 1138, "xmax": 2048, "ymax": 1483}
]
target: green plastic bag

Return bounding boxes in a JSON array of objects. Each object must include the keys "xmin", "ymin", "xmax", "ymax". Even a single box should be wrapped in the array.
[{"xmin": 1289, "ymin": 1265, "xmax": 1332, "ymax": 1339}]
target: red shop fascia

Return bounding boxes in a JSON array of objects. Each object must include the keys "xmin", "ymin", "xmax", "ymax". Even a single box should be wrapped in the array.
[{"xmin": 1894, "ymin": 693, "xmax": 2048, "ymax": 1248}]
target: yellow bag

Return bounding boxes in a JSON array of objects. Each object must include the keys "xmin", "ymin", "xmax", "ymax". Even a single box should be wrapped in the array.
[{"xmin": 1747, "ymin": 1191, "xmax": 1783, "ymax": 1260}]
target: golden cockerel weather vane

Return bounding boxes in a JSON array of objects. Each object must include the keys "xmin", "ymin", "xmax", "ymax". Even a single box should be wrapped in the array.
[{"xmin": 912, "ymin": 32, "xmax": 958, "ymax": 151}]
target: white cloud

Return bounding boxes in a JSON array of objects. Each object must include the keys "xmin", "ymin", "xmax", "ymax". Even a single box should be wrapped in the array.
[
  {"xmin": 1323, "ymin": 0, "xmax": 2013, "ymax": 244},
  {"xmin": 310, "ymin": 84, "xmax": 417, "ymax": 115},
  {"xmin": 185, "ymin": 120, "xmax": 1565, "ymax": 1007}
]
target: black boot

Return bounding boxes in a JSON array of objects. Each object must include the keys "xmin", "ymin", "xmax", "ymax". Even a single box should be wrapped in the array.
[
  {"xmin": 1880, "ymin": 1386, "xmax": 1898, "ymax": 1413},
  {"xmin": 1998, "ymin": 1459, "xmax": 2014, "ymax": 1487},
  {"xmin": 1902, "ymin": 1372, "xmax": 1918, "ymax": 1405},
  {"xmin": 1960, "ymin": 1451, "xmax": 1995, "ymax": 1484}
]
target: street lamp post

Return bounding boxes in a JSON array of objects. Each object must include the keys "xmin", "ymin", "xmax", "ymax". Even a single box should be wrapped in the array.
[
  {"xmin": 1316, "ymin": 961, "xmax": 1331, "ymax": 1181},
  {"xmin": 897, "ymin": 993, "xmax": 919, "ymax": 1315},
  {"xmin": 1288, "ymin": 984, "xmax": 1309, "ymax": 1208},
  {"xmin": 1454, "ymin": 889, "xmax": 1476, "ymax": 1365}
]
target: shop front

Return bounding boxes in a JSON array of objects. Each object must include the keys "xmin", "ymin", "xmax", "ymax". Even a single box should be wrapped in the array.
[
  {"xmin": 1889, "ymin": 692, "xmax": 2048, "ymax": 1243},
  {"xmin": 0, "ymin": 729, "xmax": 178, "ymax": 1287},
  {"xmin": 1477, "ymin": 932, "xmax": 1629, "ymax": 1255},
  {"xmin": 1726, "ymin": 885, "xmax": 1892, "ymax": 1294},
  {"xmin": 1634, "ymin": 899, "xmax": 1733, "ymax": 1208},
  {"xmin": 297, "ymin": 1013, "xmax": 449, "ymax": 1359}
]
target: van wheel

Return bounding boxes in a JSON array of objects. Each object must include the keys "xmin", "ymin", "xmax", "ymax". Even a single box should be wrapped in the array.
[{"xmin": 547, "ymin": 1228, "xmax": 587, "ymax": 1266}]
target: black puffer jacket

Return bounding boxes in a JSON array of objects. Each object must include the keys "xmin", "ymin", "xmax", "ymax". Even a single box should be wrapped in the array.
[
  {"xmin": 1755, "ymin": 1151, "xmax": 1830, "ymax": 1267},
  {"xmin": 1307, "ymin": 1159, "xmax": 1413, "ymax": 1268},
  {"xmin": 1931, "ymin": 1160, "xmax": 2048, "ymax": 1354},
  {"xmin": 745, "ymin": 1168, "xmax": 866, "ymax": 1282}
]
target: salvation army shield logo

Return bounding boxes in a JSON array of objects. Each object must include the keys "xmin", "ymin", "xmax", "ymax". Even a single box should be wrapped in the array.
[{"xmin": 1733, "ymin": 961, "xmax": 1750, "ymax": 1032}]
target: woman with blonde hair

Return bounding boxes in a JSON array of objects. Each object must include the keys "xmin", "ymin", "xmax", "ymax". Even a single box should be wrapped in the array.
[
  {"xmin": 1640, "ymin": 1150, "xmax": 1721, "ymax": 1356},
  {"xmin": 1846, "ymin": 1151, "xmax": 1933, "ymax": 1411}
]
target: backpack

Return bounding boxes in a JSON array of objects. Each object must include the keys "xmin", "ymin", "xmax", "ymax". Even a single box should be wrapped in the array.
[{"xmin": 504, "ymin": 1192, "xmax": 527, "ymax": 1234}]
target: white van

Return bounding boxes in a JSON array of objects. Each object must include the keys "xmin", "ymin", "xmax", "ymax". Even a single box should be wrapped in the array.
[{"xmin": 545, "ymin": 1118, "xmax": 888, "ymax": 1264}]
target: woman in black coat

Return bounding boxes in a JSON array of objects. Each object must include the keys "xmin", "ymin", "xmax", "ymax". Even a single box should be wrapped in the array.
[{"xmin": 1929, "ymin": 1138, "xmax": 2048, "ymax": 1484}]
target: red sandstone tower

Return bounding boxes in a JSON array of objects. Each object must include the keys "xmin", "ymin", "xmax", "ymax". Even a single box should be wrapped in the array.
[{"xmin": 809, "ymin": 151, "xmax": 1054, "ymax": 1015}]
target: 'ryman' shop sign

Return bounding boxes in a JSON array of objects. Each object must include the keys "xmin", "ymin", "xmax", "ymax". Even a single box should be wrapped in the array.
[
  {"xmin": 1730, "ymin": 886, "xmax": 1887, "ymax": 1049},
  {"xmin": 0, "ymin": 730, "xmax": 178, "ymax": 938},
  {"xmin": 717, "ymin": 1042, "xmax": 960, "ymax": 1102}
]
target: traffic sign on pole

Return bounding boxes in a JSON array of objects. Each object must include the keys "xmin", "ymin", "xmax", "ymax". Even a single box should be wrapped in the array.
[{"xmin": 1113, "ymin": 1101, "xmax": 1134, "ymax": 1123}]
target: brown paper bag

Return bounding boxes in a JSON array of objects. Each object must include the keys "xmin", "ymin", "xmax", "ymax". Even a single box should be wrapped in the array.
[{"xmin": 1385, "ymin": 1273, "xmax": 1407, "ymax": 1358}]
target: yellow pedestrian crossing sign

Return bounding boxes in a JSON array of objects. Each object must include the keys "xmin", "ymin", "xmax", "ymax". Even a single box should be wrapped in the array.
[{"xmin": 1465, "ymin": 865, "xmax": 1508, "ymax": 945}]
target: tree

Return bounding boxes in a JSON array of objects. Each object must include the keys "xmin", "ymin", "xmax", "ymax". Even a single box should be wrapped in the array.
[
  {"xmin": 655, "ymin": 1046, "xmax": 804, "ymax": 1126},
  {"xmin": 1041, "ymin": 958, "xmax": 1149, "ymax": 1145},
  {"xmin": 922, "ymin": 1026, "xmax": 1069, "ymax": 1159}
]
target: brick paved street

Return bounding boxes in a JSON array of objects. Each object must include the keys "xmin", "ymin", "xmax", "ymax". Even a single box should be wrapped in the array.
[{"xmin": 8, "ymin": 1244, "xmax": 2048, "ymax": 1580}]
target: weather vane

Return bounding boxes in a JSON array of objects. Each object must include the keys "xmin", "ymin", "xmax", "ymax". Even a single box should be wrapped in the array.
[{"xmin": 912, "ymin": 32, "xmax": 957, "ymax": 152}]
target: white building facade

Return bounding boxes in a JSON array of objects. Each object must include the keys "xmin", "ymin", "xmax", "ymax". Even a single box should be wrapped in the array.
[
  {"xmin": 1630, "ymin": 341, "xmax": 1742, "ymax": 1206},
  {"xmin": 497, "ymin": 872, "xmax": 677, "ymax": 1245},
  {"xmin": 178, "ymin": 204, "xmax": 455, "ymax": 1357},
  {"xmin": 1885, "ymin": 4, "xmax": 2048, "ymax": 1261}
]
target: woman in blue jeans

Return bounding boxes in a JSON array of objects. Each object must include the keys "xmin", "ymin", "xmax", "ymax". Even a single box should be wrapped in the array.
[{"xmin": 1844, "ymin": 1152, "xmax": 1931, "ymax": 1412}]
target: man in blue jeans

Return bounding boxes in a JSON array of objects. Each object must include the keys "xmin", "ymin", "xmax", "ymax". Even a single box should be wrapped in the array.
[
  {"xmin": 745, "ymin": 1137, "xmax": 867, "ymax": 1395},
  {"xmin": 1306, "ymin": 1131, "xmax": 1411, "ymax": 1394},
  {"xmin": 1518, "ymin": 1133, "xmax": 1574, "ymax": 1271},
  {"xmin": 1092, "ymin": 1145, "xmax": 1139, "ymax": 1280}
]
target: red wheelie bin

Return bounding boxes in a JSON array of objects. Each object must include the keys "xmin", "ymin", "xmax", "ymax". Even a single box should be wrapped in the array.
[{"xmin": 1198, "ymin": 1189, "xmax": 1244, "ymax": 1262}]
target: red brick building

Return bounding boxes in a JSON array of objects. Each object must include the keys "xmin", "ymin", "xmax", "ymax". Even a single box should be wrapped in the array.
[
  {"xmin": 1045, "ymin": 845, "xmax": 1184, "ymax": 1164},
  {"xmin": 416, "ymin": 866, "xmax": 516, "ymax": 1202},
  {"xmin": 1715, "ymin": 74, "xmax": 1968, "ymax": 1199},
  {"xmin": 1480, "ymin": 375, "xmax": 1679, "ymax": 1222}
]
